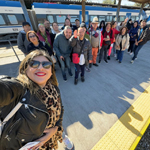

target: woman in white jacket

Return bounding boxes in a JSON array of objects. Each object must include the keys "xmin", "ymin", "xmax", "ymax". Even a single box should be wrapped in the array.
[{"xmin": 115, "ymin": 27, "xmax": 130, "ymax": 63}]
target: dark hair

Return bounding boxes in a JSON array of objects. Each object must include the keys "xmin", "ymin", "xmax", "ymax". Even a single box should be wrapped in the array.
[
  {"xmin": 102, "ymin": 22, "xmax": 111, "ymax": 35},
  {"xmin": 22, "ymin": 22, "xmax": 30, "ymax": 27},
  {"xmin": 52, "ymin": 22, "xmax": 58, "ymax": 27},
  {"xmin": 111, "ymin": 21, "xmax": 116, "ymax": 28},
  {"xmin": 133, "ymin": 21, "xmax": 138, "ymax": 28},
  {"xmin": 120, "ymin": 27, "xmax": 128, "ymax": 35},
  {"xmin": 99, "ymin": 20, "xmax": 106, "ymax": 30},
  {"xmin": 26, "ymin": 30, "xmax": 39, "ymax": 42},
  {"xmin": 64, "ymin": 18, "xmax": 72, "ymax": 27}
]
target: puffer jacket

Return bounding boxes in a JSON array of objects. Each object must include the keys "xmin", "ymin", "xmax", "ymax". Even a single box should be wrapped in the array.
[
  {"xmin": 115, "ymin": 33, "xmax": 130, "ymax": 51},
  {"xmin": 69, "ymin": 36, "xmax": 92, "ymax": 66},
  {"xmin": 0, "ymin": 77, "xmax": 64, "ymax": 150}
]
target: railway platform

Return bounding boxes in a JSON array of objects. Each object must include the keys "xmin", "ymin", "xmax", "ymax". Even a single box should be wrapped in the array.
[{"xmin": 0, "ymin": 41, "xmax": 150, "ymax": 150}]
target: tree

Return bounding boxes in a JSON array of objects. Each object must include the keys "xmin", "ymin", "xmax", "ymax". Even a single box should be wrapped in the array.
[
  {"xmin": 102, "ymin": 0, "xmax": 114, "ymax": 4},
  {"xmin": 134, "ymin": 3, "xmax": 150, "ymax": 7}
]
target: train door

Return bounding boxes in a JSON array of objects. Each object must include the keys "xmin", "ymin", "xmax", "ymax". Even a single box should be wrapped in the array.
[
  {"xmin": 79, "ymin": 11, "xmax": 89, "ymax": 27},
  {"xmin": 126, "ymin": 13, "xmax": 131, "ymax": 19}
]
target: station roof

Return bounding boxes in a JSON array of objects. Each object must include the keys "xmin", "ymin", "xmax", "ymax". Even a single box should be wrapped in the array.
[
  {"xmin": 7, "ymin": 0, "xmax": 150, "ymax": 10},
  {"xmin": 129, "ymin": 0, "xmax": 150, "ymax": 3}
]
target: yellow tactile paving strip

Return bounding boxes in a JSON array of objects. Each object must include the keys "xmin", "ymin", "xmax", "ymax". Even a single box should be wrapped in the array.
[{"xmin": 92, "ymin": 86, "xmax": 150, "ymax": 150}]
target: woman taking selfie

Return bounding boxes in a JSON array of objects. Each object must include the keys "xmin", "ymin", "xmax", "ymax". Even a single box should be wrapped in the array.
[{"xmin": 0, "ymin": 50, "xmax": 64, "ymax": 150}]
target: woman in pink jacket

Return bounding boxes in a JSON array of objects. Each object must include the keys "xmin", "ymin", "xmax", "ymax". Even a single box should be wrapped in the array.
[{"xmin": 37, "ymin": 24, "xmax": 53, "ymax": 49}]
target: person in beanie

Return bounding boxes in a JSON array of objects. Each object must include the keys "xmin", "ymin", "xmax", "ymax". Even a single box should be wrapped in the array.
[
  {"xmin": 88, "ymin": 17, "xmax": 103, "ymax": 67},
  {"xmin": 17, "ymin": 22, "xmax": 31, "ymax": 55},
  {"xmin": 69, "ymin": 28, "xmax": 92, "ymax": 85}
]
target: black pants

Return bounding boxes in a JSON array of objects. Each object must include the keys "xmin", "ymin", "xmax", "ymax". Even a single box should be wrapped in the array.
[
  {"xmin": 99, "ymin": 45, "xmax": 109, "ymax": 61},
  {"xmin": 128, "ymin": 41, "xmax": 135, "ymax": 53},
  {"xmin": 75, "ymin": 64, "xmax": 85, "ymax": 79}
]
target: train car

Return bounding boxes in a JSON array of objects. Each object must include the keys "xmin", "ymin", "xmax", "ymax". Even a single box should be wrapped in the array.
[
  {"xmin": 0, "ymin": 0, "xmax": 25, "ymax": 39},
  {"xmin": 32, "ymin": 2, "xmax": 146, "ymax": 29}
]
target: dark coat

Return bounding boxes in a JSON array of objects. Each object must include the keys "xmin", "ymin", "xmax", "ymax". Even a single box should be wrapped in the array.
[
  {"xmin": 0, "ymin": 77, "xmax": 64, "ymax": 150},
  {"xmin": 136, "ymin": 26, "xmax": 149, "ymax": 45},
  {"xmin": 129, "ymin": 26, "xmax": 139, "ymax": 41},
  {"xmin": 69, "ymin": 36, "xmax": 92, "ymax": 66},
  {"xmin": 27, "ymin": 40, "xmax": 53, "ymax": 56}
]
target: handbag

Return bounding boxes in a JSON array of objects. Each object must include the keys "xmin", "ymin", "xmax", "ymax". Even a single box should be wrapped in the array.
[
  {"xmin": 72, "ymin": 39, "xmax": 85, "ymax": 64},
  {"xmin": 0, "ymin": 90, "xmax": 27, "ymax": 137}
]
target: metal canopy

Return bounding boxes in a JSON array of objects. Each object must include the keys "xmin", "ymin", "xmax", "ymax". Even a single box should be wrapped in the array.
[{"xmin": 129, "ymin": 0, "xmax": 150, "ymax": 3}]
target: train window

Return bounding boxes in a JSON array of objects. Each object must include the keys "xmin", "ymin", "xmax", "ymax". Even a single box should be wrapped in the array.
[
  {"xmin": 56, "ymin": 15, "xmax": 66, "ymax": 23},
  {"xmin": 106, "ymin": 16, "xmax": 113, "ymax": 22},
  {"xmin": 47, "ymin": 15, "xmax": 54, "ymax": 23},
  {"xmin": 36, "ymin": 14, "xmax": 47, "ymax": 24},
  {"xmin": 131, "ymin": 16, "xmax": 136, "ymax": 21},
  {"xmin": 99, "ymin": 16, "xmax": 105, "ymax": 22},
  {"xmin": 7, "ymin": 15, "xmax": 18, "ymax": 24},
  {"xmin": 0, "ymin": 15, "xmax": 5, "ymax": 25},
  {"xmin": 70, "ymin": 16, "xmax": 79, "ymax": 23},
  {"xmin": 15, "ymin": 14, "xmax": 25, "ymax": 25},
  {"xmin": 136, "ymin": 16, "xmax": 139, "ymax": 21},
  {"xmin": 90, "ymin": 16, "xmax": 97, "ymax": 22},
  {"xmin": 119, "ymin": 16, "xmax": 125, "ymax": 22}
]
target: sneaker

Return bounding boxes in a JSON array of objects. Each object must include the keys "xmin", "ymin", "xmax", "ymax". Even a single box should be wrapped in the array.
[
  {"xmin": 89, "ymin": 63, "xmax": 92, "ymax": 68},
  {"xmin": 127, "ymin": 51, "xmax": 130, "ymax": 54},
  {"xmin": 135, "ymin": 58, "xmax": 137, "ymax": 60},
  {"xmin": 119, "ymin": 61, "xmax": 121, "ymax": 63},
  {"xmin": 85, "ymin": 67, "xmax": 90, "ymax": 72},
  {"xmin": 93, "ymin": 63, "xmax": 99, "ymax": 67},
  {"xmin": 63, "ymin": 135, "xmax": 73, "ymax": 149},
  {"xmin": 130, "ymin": 60, "xmax": 134, "ymax": 64},
  {"xmin": 130, "ymin": 52, "xmax": 133, "ymax": 55},
  {"xmin": 114, "ymin": 54, "xmax": 116, "ymax": 57},
  {"xmin": 98, "ymin": 60, "xmax": 101, "ymax": 63},
  {"xmin": 104, "ymin": 60, "xmax": 108, "ymax": 63},
  {"xmin": 107, "ymin": 56, "xmax": 110, "ymax": 60},
  {"xmin": 63, "ymin": 75, "xmax": 67, "ymax": 82},
  {"xmin": 81, "ymin": 76, "xmax": 85, "ymax": 82},
  {"xmin": 116, "ymin": 59, "xmax": 119, "ymax": 61},
  {"xmin": 74, "ymin": 79, "xmax": 78, "ymax": 85}
]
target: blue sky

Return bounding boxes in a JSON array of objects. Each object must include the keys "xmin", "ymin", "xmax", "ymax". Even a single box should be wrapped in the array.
[{"xmin": 92, "ymin": 0, "xmax": 135, "ymax": 6}]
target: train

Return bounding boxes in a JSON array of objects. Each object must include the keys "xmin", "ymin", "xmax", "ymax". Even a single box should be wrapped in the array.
[{"xmin": 0, "ymin": 0, "xmax": 148, "ymax": 40}]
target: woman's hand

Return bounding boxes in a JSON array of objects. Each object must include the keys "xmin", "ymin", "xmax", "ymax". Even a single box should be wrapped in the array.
[{"xmin": 31, "ymin": 126, "xmax": 58, "ymax": 150}]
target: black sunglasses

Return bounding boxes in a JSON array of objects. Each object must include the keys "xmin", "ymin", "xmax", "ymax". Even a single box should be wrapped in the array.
[
  {"xmin": 29, "ymin": 35, "xmax": 36, "ymax": 38},
  {"xmin": 29, "ymin": 60, "xmax": 52, "ymax": 69}
]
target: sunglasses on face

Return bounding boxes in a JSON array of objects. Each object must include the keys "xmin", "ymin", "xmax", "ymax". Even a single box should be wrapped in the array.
[
  {"xmin": 29, "ymin": 60, "xmax": 52, "ymax": 69},
  {"xmin": 29, "ymin": 35, "xmax": 36, "ymax": 38}
]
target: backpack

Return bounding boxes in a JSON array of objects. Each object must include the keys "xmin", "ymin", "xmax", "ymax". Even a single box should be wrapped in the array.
[{"xmin": 21, "ymin": 33, "xmax": 26, "ymax": 42}]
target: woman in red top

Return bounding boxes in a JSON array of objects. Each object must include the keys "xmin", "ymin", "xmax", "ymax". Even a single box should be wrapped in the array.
[
  {"xmin": 99, "ymin": 23, "xmax": 114, "ymax": 64},
  {"xmin": 107, "ymin": 21, "xmax": 120, "ymax": 60}
]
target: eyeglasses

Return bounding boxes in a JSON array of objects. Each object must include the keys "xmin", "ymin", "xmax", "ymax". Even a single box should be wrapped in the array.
[
  {"xmin": 29, "ymin": 35, "xmax": 36, "ymax": 38},
  {"xmin": 29, "ymin": 60, "xmax": 52, "ymax": 69}
]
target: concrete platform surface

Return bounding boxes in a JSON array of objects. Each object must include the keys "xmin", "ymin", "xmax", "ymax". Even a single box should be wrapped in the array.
[{"xmin": 0, "ymin": 41, "xmax": 150, "ymax": 150}]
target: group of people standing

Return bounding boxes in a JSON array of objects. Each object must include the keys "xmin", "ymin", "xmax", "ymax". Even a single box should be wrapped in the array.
[{"xmin": 0, "ymin": 15, "xmax": 149, "ymax": 150}]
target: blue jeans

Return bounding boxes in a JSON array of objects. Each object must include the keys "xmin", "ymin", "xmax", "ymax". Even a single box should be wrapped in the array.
[
  {"xmin": 116, "ymin": 50, "xmax": 124, "ymax": 62},
  {"xmin": 58, "ymin": 56, "xmax": 72, "ymax": 77},
  {"xmin": 75, "ymin": 64, "xmax": 85, "ymax": 79},
  {"xmin": 113, "ymin": 42, "xmax": 116, "ymax": 54},
  {"xmin": 132, "ymin": 44, "xmax": 143, "ymax": 60}
]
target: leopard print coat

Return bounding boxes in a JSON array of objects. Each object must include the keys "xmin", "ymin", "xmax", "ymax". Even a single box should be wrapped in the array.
[{"xmin": 39, "ymin": 83, "xmax": 63, "ymax": 150}]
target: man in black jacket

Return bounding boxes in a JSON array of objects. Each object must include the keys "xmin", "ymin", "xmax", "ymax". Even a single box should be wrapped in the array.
[
  {"xmin": 69, "ymin": 27, "xmax": 92, "ymax": 85},
  {"xmin": 131, "ymin": 20, "xmax": 149, "ymax": 63}
]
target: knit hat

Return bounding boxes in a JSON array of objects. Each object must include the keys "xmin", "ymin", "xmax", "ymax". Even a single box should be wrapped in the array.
[{"xmin": 38, "ymin": 23, "xmax": 45, "ymax": 28}]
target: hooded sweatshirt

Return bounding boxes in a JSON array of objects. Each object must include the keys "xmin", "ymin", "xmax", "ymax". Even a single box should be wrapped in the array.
[{"xmin": 17, "ymin": 30, "xmax": 30, "ymax": 54}]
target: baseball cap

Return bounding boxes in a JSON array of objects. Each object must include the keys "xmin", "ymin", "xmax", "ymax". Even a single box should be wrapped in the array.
[{"xmin": 22, "ymin": 22, "xmax": 30, "ymax": 27}]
